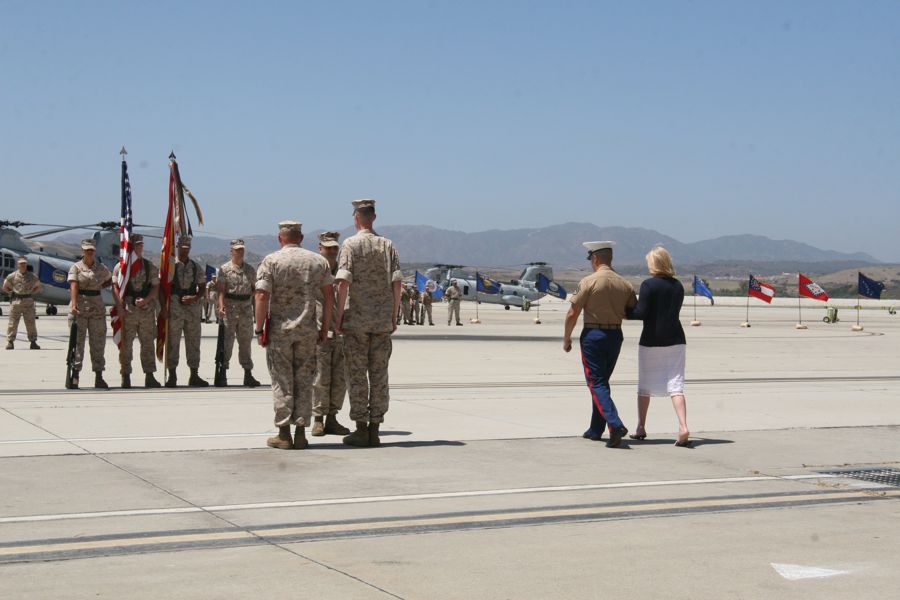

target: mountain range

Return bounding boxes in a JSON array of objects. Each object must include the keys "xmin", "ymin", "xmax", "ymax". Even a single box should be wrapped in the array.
[{"xmin": 51, "ymin": 222, "xmax": 879, "ymax": 269}]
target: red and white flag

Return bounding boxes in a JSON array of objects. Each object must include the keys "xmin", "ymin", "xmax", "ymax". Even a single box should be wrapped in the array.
[
  {"xmin": 798, "ymin": 273, "xmax": 829, "ymax": 302},
  {"xmin": 110, "ymin": 155, "xmax": 141, "ymax": 348},
  {"xmin": 155, "ymin": 159, "xmax": 178, "ymax": 361},
  {"xmin": 748, "ymin": 274, "xmax": 775, "ymax": 303}
]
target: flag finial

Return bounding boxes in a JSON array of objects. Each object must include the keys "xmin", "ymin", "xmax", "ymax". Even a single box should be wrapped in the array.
[
  {"xmin": 169, "ymin": 151, "xmax": 176, "ymax": 161},
  {"xmin": 120, "ymin": 146, "xmax": 127, "ymax": 158}
]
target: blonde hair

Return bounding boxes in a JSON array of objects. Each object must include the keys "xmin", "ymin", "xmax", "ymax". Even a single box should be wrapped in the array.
[{"xmin": 646, "ymin": 246, "xmax": 676, "ymax": 278}]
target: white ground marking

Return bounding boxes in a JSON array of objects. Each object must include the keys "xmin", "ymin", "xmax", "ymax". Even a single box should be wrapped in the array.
[
  {"xmin": 771, "ymin": 563, "xmax": 852, "ymax": 581},
  {"xmin": 0, "ymin": 474, "xmax": 833, "ymax": 524},
  {"xmin": 0, "ymin": 432, "xmax": 271, "ymax": 444}
]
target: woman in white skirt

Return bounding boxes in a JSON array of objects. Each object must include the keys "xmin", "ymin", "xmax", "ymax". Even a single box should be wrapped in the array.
[{"xmin": 627, "ymin": 247, "xmax": 690, "ymax": 446}]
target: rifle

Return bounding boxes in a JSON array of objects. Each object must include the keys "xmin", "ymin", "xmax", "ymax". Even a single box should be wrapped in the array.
[
  {"xmin": 64, "ymin": 319, "xmax": 78, "ymax": 389},
  {"xmin": 213, "ymin": 320, "xmax": 227, "ymax": 386}
]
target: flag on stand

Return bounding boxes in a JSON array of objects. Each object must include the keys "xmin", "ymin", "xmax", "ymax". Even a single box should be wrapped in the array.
[
  {"xmin": 415, "ymin": 271, "xmax": 443, "ymax": 299},
  {"xmin": 536, "ymin": 273, "xmax": 567, "ymax": 299},
  {"xmin": 692, "ymin": 275, "xmax": 714, "ymax": 305},
  {"xmin": 748, "ymin": 274, "xmax": 775, "ymax": 303},
  {"xmin": 110, "ymin": 157, "xmax": 141, "ymax": 349},
  {"xmin": 38, "ymin": 259, "xmax": 70, "ymax": 288},
  {"xmin": 205, "ymin": 264, "xmax": 217, "ymax": 283},
  {"xmin": 798, "ymin": 273, "xmax": 829, "ymax": 301},
  {"xmin": 858, "ymin": 272, "xmax": 885, "ymax": 299},
  {"xmin": 476, "ymin": 272, "xmax": 501, "ymax": 294}
]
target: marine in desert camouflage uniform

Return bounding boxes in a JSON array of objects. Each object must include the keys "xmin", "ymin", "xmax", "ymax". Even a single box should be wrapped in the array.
[
  {"xmin": 217, "ymin": 239, "xmax": 260, "ymax": 387},
  {"xmin": 67, "ymin": 239, "xmax": 112, "ymax": 389},
  {"xmin": 255, "ymin": 221, "xmax": 334, "ymax": 450},
  {"xmin": 112, "ymin": 234, "xmax": 161, "ymax": 388},
  {"xmin": 335, "ymin": 199, "xmax": 403, "ymax": 448},
  {"xmin": 4, "ymin": 257, "xmax": 41, "ymax": 350}
]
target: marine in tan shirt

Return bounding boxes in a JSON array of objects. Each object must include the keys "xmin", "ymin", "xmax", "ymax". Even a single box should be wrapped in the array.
[{"xmin": 563, "ymin": 241, "xmax": 636, "ymax": 448}]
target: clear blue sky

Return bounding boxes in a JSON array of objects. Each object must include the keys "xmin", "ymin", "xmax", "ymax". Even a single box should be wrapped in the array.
[{"xmin": 2, "ymin": 1, "xmax": 898, "ymax": 260}]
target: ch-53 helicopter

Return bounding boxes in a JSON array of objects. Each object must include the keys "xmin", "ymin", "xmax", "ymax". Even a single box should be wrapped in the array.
[
  {"xmin": 423, "ymin": 262, "xmax": 554, "ymax": 311},
  {"xmin": 0, "ymin": 220, "xmax": 151, "ymax": 315}
]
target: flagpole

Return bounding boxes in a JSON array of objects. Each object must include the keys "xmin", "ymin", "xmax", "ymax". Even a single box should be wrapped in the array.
[
  {"xmin": 852, "ymin": 293, "xmax": 864, "ymax": 331},
  {"xmin": 691, "ymin": 275, "xmax": 701, "ymax": 326},
  {"xmin": 741, "ymin": 291, "xmax": 751, "ymax": 328},
  {"xmin": 471, "ymin": 271, "xmax": 481, "ymax": 324}
]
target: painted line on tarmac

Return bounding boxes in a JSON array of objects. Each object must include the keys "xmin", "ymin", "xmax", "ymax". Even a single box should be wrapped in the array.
[
  {"xmin": 1, "ymin": 374, "xmax": 898, "ymax": 396},
  {"xmin": 0, "ymin": 473, "xmax": 835, "ymax": 524},
  {"xmin": 0, "ymin": 432, "xmax": 272, "ymax": 445},
  {"xmin": 1, "ymin": 487, "xmax": 896, "ymax": 564}
]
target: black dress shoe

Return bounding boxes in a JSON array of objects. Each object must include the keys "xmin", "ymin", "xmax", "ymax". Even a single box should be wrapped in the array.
[
  {"xmin": 606, "ymin": 426, "xmax": 628, "ymax": 448},
  {"xmin": 582, "ymin": 428, "xmax": 603, "ymax": 441}
]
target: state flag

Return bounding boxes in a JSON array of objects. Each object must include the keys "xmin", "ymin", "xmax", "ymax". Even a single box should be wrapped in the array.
[
  {"xmin": 858, "ymin": 272, "xmax": 885, "ymax": 299},
  {"xmin": 748, "ymin": 274, "xmax": 775, "ymax": 303},
  {"xmin": 692, "ymin": 275, "xmax": 714, "ymax": 305},
  {"xmin": 798, "ymin": 273, "xmax": 829, "ymax": 301}
]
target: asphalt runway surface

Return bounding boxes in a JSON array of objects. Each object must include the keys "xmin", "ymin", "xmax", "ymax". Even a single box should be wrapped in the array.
[{"xmin": 1, "ymin": 297, "xmax": 898, "ymax": 599}]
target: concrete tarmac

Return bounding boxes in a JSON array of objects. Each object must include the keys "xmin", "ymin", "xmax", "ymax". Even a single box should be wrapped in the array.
[{"xmin": 1, "ymin": 298, "xmax": 898, "ymax": 599}]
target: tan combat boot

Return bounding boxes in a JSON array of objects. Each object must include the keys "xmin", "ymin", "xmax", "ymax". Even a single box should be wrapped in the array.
[
  {"xmin": 342, "ymin": 421, "xmax": 370, "ymax": 447},
  {"xmin": 266, "ymin": 426, "xmax": 293, "ymax": 450},
  {"xmin": 293, "ymin": 426, "xmax": 308, "ymax": 450},
  {"xmin": 368, "ymin": 422, "xmax": 381, "ymax": 447},
  {"xmin": 323, "ymin": 414, "xmax": 351, "ymax": 436},
  {"xmin": 310, "ymin": 417, "xmax": 325, "ymax": 437}
]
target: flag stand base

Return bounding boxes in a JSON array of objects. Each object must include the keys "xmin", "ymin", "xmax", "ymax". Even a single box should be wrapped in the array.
[
  {"xmin": 795, "ymin": 324, "xmax": 807, "ymax": 330},
  {"xmin": 533, "ymin": 318, "xmax": 541, "ymax": 324},
  {"xmin": 470, "ymin": 318, "xmax": 481, "ymax": 324},
  {"xmin": 851, "ymin": 324, "xmax": 864, "ymax": 331},
  {"xmin": 740, "ymin": 322, "xmax": 751, "ymax": 328},
  {"xmin": 690, "ymin": 320, "xmax": 701, "ymax": 326}
]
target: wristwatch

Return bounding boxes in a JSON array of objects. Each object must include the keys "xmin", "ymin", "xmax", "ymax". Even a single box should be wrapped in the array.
[{"xmin": 255, "ymin": 329, "xmax": 264, "ymax": 335}]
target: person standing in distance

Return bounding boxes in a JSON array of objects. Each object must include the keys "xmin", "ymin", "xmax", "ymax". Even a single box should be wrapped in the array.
[
  {"xmin": 255, "ymin": 221, "xmax": 333, "ymax": 450},
  {"xmin": 335, "ymin": 199, "xmax": 403, "ymax": 448},
  {"xmin": 445, "ymin": 279, "xmax": 462, "ymax": 326},
  {"xmin": 112, "ymin": 234, "xmax": 162, "ymax": 388},
  {"xmin": 217, "ymin": 239, "xmax": 260, "ymax": 387},
  {"xmin": 563, "ymin": 241, "xmax": 636, "ymax": 448},
  {"xmin": 165, "ymin": 236, "xmax": 209, "ymax": 387},
  {"xmin": 4, "ymin": 257, "xmax": 41, "ymax": 350},
  {"xmin": 311, "ymin": 231, "xmax": 352, "ymax": 437},
  {"xmin": 67, "ymin": 239, "xmax": 112, "ymax": 389}
]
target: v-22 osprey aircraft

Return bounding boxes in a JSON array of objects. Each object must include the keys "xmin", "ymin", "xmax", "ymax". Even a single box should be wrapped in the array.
[{"xmin": 424, "ymin": 263, "xmax": 553, "ymax": 311}]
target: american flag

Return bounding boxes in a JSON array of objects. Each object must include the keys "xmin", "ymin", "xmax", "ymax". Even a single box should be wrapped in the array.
[{"xmin": 110, "ymin": 156, "xmax": 141, "ymax": 348}]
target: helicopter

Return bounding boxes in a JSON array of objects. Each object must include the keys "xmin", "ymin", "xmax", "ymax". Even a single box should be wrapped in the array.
[
  {"xmin": 0, "ymin": 220, "xmax": 144, "ymax": 315},
  {"xmin": 424, "ymin": 262, "xmax": 554, "ymax": 311}
]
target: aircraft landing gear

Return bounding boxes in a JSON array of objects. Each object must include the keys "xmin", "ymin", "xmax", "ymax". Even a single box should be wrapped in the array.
[
  {"xmin": 46, "ymin": 305, "xmax": 58, "ymax": 316},
  {"xmin": 504, "ymin": 305, "xmax": 510, "ymax": 311}
]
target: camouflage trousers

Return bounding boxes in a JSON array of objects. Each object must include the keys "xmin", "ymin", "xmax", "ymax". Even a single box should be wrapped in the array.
[
  {"xmin": 6, "ymin": 298, "xmax": 37, "ymax": 343},
  {"xmin": 448, "ymin": 300, "xmax": 461, "ymax": 324},
  {"xmin": 120, "ymin": 305, "xmax": 157, "ymax": 375},
  {"xmin": 401, "ymin": 302, "xmax": 411, "ymax": 324},
  {"xmin": 223, "ymin": 300, "xmax": 254, "ymax": 370},
  {"xmin": 343, "ymin": 331, "xmax": 392, "ymax": 424},
  {"xmin": 412, "ymin": 302, "xmax": 421, "ymax": 324},
  {"xmin": 167, "ymin": 300, "xmax": 202, "ymax": 370},
  {"xmin": 266, "ymin": 329, "xmax": 317, "ymax": 427},
  {"xmin": 73, "ymin": 299, "xmax": 107, "ymax": 373},
  {"xmin": 422, "ymin": 303, "xmax": 433, "ymax": 325},
  {"xmin": 313, "ymin": 335, "xmax": 346, "ymax": 417}
]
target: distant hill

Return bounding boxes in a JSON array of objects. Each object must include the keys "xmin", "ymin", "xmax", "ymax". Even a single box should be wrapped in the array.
[{"xmin": 51, "ymin": 222, "xmax": 879, "ymax": 270}]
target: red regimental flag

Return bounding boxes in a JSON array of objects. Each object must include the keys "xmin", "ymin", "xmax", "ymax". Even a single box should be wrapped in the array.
[
  {"xmin": 799, "ymin": 273, "xmax": 829, "ymax": 301},
  {"xmin": 155, "ymin": 165, "xmax": 177, "ymax": 361}
]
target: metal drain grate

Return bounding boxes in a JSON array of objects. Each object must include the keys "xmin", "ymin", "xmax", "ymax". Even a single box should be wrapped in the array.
[{"xmin": 820, "ymin": 467, "xmax": 900, "ymax": 487}]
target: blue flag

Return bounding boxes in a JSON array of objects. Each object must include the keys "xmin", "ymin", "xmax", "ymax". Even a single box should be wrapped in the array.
[
  {"xmin": 38, "ymin": 259, "xmax": 70, "ymax": 289},
  {"xmin": 205, "ymin": 264, "xmax": 217, "ymax": 283},
  {"xmin": 476, "ymin": 272, "xmax": 500, "ymax": 294},
  {"xmin": 536, "ymin": 273, "xmax": 567, "ymax": 299},
  {"xmin": 692, "ymin": 275, "xmax": 714, "ymax": 305},
  {"xmin": 416, "ymin": 270, "xmax": 444, "ymax": 299},
  {"xmin": 858, "ymin": 272, "xmax": 884, "ymax": 299}
]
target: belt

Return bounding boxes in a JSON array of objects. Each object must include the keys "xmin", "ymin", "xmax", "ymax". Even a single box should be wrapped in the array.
[
  {"xmin": 225, "ymin": 293, "xmax": 252, "ymax": 301},
  {"xmin": 11, "ymin": 294, "xmax": 32, "ymax": 299},
  {"xmin": 584, "ymin": 323, "xmax": 621, "ymax": 330},
  {"xmin": 79, "ymin": 290, "xmax": 101, "ymax": 297}
]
